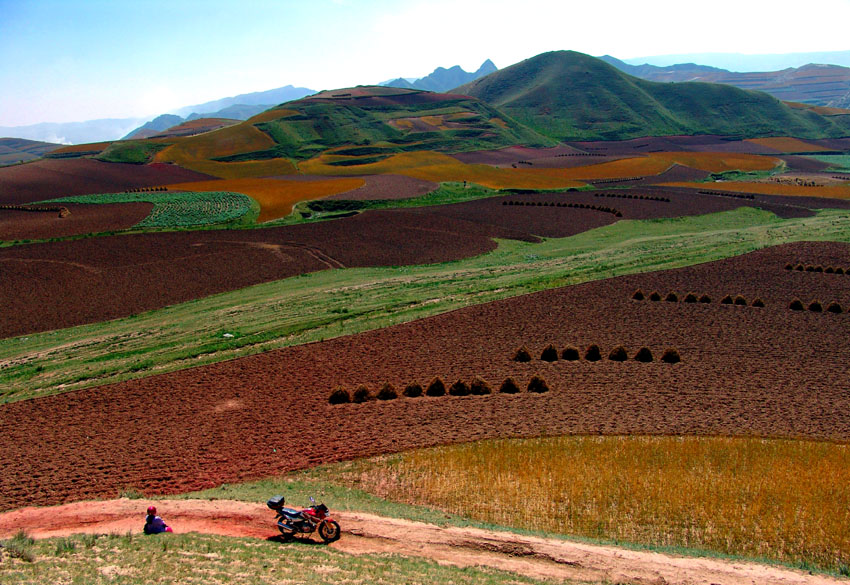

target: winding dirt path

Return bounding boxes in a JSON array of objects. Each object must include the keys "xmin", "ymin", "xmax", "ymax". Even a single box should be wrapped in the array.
[{"xmin": 0, "ymin": 498, "xmax": 844, "ymax": 585}]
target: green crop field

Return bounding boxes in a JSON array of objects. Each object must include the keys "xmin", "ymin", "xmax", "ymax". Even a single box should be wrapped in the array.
[
  {"xmin": 42, "ymin": 191, "xmax": 259, "ymax": 229},
  {"xmin": 807, "ymin": 154, "xmax": 850, "ymax": 172},
  {"xmin": 3, "ymin": 206, "xmax": 850, "ymax": 403},
  {"xmin": 95, "ymin": 141, "xmax": 168, "ymax": 164}
]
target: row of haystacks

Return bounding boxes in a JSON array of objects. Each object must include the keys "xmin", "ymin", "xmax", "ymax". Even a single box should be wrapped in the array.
[
  {"xmin": 125, "ymin": 186, "xmax": 167, "ymax": 193},
  {"xmin": 594, "ymin": 193, "xmax": 670, "ymax": 202},
  {"xmin": 632, "ymin": 290, "xmax": 764, "ymax": 307},
  {"xmin": 513, "ymin": 344, "xmax": 681, "ymax": 364},
  {"xmin": 785, "ymin": 263, "xmax": 848, "ymax": 275},
  {"xmin": 329, "ymin": 375, "xmax": 552, "ymax": 404},
  {"xmin": 788, "ymin": 299, "xmax": 844, "ymax": 313},
  {"xmin": 502, "ymin": 200, "xmax": 622, "ymax": 216},
  {"xmin": 698, "ymin": 189, "xmax": 755, "ymax": 200}
]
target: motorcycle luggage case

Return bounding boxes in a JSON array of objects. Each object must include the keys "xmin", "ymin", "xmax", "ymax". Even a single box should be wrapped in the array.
[{"xmin": 267, "ymin": 495, "xmax": 285, "ymax": 510}]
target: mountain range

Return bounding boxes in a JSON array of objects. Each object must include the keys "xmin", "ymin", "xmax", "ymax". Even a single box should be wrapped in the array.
[{"xmin": 382, "ymin": 59, "xmax": 497, "ymax": 92}]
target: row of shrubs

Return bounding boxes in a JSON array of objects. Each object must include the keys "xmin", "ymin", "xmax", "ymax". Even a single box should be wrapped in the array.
[
  {"xmin": 632, "ymin": 290, "xmax": 765, "ymax": 306},
  {"xmin": 591, "ymin": 177, "xmax": 643, "ymax": 184},
  {"xmin": 556, "ymin": 152, "xmax": 606, "ymax": 157},
  {"xmin": 785, "ymin": 263, "xmax": 848, "ymax": 274},
  {"xmin": 789, "ymin": 299, "xmax": 844, "ymax": 313},
  {"xmin": 513, "ymin": 344, "xmax": 681, "ymax": 364},
  {"xmin": 594, "ymin": 193, "xmax": 670, "ymax": 202},
  {"xmin": 125, "ymin": 186, "xmax": 168, "ymax": 193},
  {"xmin": 698, "ymin": 190, "xmax": 755, "ymax": 200},
  {"xmin": 502, "ymin": 200, "xmax": 622, "ymax": 217},
  {"xmin": 329, "ymin": 375, "xmax": 552, "ymax": 404}
]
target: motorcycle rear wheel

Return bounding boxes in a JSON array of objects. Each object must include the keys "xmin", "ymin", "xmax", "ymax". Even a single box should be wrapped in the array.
[{"xmin": 318, "ymin": 520, "xmax": 341, "ymax": 543}]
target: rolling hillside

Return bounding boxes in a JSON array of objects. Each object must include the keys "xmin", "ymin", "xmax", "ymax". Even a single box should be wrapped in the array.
[{"xmin": 455, "ymin": 51, "xmax": 850, "ymax": 141}]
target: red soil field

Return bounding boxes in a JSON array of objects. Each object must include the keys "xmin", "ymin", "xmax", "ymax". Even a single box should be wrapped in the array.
[
  {"xmin": 0, "ymin": 241, "xmax": 848, "ymax": 512},
  {"xmin": 451, "ymin": 145, "xmax": 585, "ymax": 166},
  {"xmin": 3, "ymin": 187, "xmax": 848, "ymax": 338},
  {"xmin": 0, "ymin": 202, "xmax": 153, "ymax": 241},
  {"xmin": 0, "ymin": 159, "xmax": 214, "ymax": 205}
]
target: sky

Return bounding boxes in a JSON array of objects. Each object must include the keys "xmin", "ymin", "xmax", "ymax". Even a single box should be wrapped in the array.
[{"xmin": 2, "ymin": 0, "xmax": 850, "ymax": 127}]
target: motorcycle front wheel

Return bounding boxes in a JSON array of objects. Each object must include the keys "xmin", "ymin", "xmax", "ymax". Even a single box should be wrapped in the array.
[{"xmin": 318, "ymin": 520, "xmax": 341, "ymax": 543}]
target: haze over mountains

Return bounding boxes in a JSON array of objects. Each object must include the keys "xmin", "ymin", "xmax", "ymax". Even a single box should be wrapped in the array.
[{"xmin": 382, "ymin": 59, "xmax": 497, "ymax": 92}]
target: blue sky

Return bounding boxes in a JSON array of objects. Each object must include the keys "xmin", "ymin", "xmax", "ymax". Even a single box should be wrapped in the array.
[{"xmin": 3, "ymin": 0, "xmax": 850, "ymax": 126}]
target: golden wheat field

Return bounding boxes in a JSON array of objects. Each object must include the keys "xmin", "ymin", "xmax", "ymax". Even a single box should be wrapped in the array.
[
  {"xmin": 166, "ymin": 176, "xmax": 364, "ymax": 222},
  {"xmin": 746, "ymin": 137, "xmax": 832, "ymax": 153},
  {"xmin": 324, "ymin": 436, "xmax": 850, "ymax": 572}
]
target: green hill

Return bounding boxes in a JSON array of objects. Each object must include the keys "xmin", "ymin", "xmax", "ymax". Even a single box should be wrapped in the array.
[
  {"xmin": 216, "ymin": 86, "xmax": 555, "ymax": 164},
  {"xmin": 454, "ymin": 51, "xmax": 850, "ymax": 141}
]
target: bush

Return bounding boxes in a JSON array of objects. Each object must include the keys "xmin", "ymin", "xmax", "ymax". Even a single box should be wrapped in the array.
[
  {"xmin": 815, "ymin": 265, "xmax": 824, "ymax": 272},
  {"xmin": 632, "ymin": 289, "xmax": 645, "ymax": 300},
  {"xmin": 352, "ymin": 385, "xmax": 373, "ymax": 403},
  {"xmin": 805, "ymin": 265, "xmax": 815, "ymax": 272},
  {"xmin": 734, "ymin": 295, "xmax": 747, "ymax": 306},
  {"xmin": 649, "ymin": 291, "xmax": 662, "ymax": 301},
  {"xmin": 376, "ymin": 382, "xmax": 398, "ymax": 400},
  {"xmin": 540, "ymin": 344, "xmax": 559, "ymax": 362},
  {"xmin": 499, "ymin": 377, "xmax": 521, "ymax": 394},
  {"xmin": 784, "ymin": 263, "xmax": 793, "ymax": 270},
  {"xmin": 683, "ymin": 292, "xmax": 698, "ymax": 303},
  {"xmin": 449, "ymin": 379, "xmax": 471, "ymax": 396},
  {"xmin": 634, "ymin": 347, "xmax": 653, "ymax": 362},
  {"xmin": 720, "ymin": 295, "xmax": 733, "ymax": 304},
  {"xmin": 827, "ymin": 302, "xmax": 843, "ymax": 314},
  {"xmin": 584, "ymin": 344, "xmax": 602, "ymax": 362},
  {"xmin": 608, "ymin": 346, "xmax": 628, "ymax": 361},
  {"xmin": 665, "ymin": 291, "xmax": 678, "ymax": 302},
  {"xmin": 808, "ymin": 301, "xmax": 823, "ymax": 312},
  {"xmin": 825, "ymin": 266, "xmax": 835, "ymax": 274},
  {"xmin": 513, "ymin": 346, "xmax": 532, "ymax": 362},
  {"xmin": 752, "ymin": 298, "xmax": 765, "ymax": 308},
  {"xmin": 561, "ymin": 346, "xmax": 580, "ymax": 361},
  {"xmin": 699, "ymin": 294, "xmax": 711, "ymax": 303},
  {"xmin": 328, "ymin": 387, "xmax": 351, "ymax": 404},
  {"xmin": 403, "ymin": 382, "xmax": 423, "ymax": 398},
  {"xmin": 789, "ymin": 299, "xmax": 804, "ymax": 311},
  {"xmin": 661, "ymin": 348, "xmax": 681, "ymax": 364},
  {"xmin": 836, "ymin": 267, "xmax": 845, "ymax": 275},
  {"xmin": 527, "ymin": 375, "xmax": 550, "ymax": 393},
  {"xmin": 470, "ymin": 377, "xmax": 492, "ymax": 395},
  {"xmin": 795, "ymin": 264, "xmax": 804, "ymax": 271},
  {"xmin": 425, "ymin": 377, "xmax": 446, "ymax": 397}
]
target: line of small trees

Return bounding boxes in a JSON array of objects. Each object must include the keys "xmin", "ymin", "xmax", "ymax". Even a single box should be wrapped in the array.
[
  {"xmin": 0, "ymin": 204, "xmax": 70, "ymax": 217},
  {"xmin": 591, "ymin": 177, "xmax": 643, "ymax": 184},
  {"xmin": 785, "ymin": 263, "xmax": 848, "ymax": 274},
  {"xmin": 632, "ymin": 290, "xmax": 765, "ymax": 307},
  {"xmin": 502, "ymin": 200, "xmax": 622, "ymax": 217},
  {"xmin": 788, "ymin": 299, "xmax": 844, "ymax": 313},
  {"xmin": 699, "ymin": 190, "xmax": 755, "ymax": 200},
  {"xmin": 125, "ymin": 186, "xmax": 167, "ymax": 193},
  {"xmin": 556, "ymin": 152, "xmax": 606, "ymax": 157},
  {"xmin": 594, "ymin": 193, "xmax": 670, "ymax": 202},
  {"xmin": 329, "ymin": 375, "xmax": 553, "ymax": 404},
  {"xmin": 512, "ymin": 344, "xmax": 681, "ymax": 364}
]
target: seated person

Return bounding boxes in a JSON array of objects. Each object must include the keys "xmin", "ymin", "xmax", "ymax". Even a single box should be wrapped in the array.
[{"xmin": 143, "ymin": 505, "xmax": 173, "ymax": 534}]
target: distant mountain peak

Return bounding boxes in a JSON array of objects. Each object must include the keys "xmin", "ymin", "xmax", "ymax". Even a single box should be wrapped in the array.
[{"xmin": 383, "ymin": 59, "xmax": 498, "ymax": 93}]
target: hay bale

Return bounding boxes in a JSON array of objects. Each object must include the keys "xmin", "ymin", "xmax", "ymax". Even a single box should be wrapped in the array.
[
  {"xmin": 527, "ymin": 375, "xmax": 550, "ymax": 393},
  {"xmin": 784, "ymin": 263, "xmax": 793, "ymax": 270},
  {"xmin": 808, "ymin": 301, "xmax": 823, "ymax": 312},
  {"xmin": 665, "ymin": 291, "xmax": 679, "ymax": 302},
  {"xmin": 789, "ymin": 299, "xmax": 804, "ymax": 311},
  {"xmin": 683, "ymin": 292, "xmax": 698, "ymax": 303},
  {"xmin": 584, "ymin": 344, "xmax": 602, "ymax": 362},
  {"xmin": 448, "ymin": 379, "xmax": 471, "ymax": 396},
  {"xmin": 470, "ymin": 377, "xmax": 492, "ymax": 395},
  {"xmin": 608, "ymin": 346, "xmax": 628, "ymax": 361},
  {"xmin": 720, "ymin": 295, "xmax": 733, "ymax": 305},
  {"xmin": 795, "ymin": 264, "xmax": 805, "ymax": 271},
  {"xmin": 376, "ymin": 382, "xmax": 398, "ymax": 400},
  {"xmin": 328, "ymin": 387, "xmax": 351, "ymax": 405},
  {"xmin": 540, "ymin": 344, "xmax": 559, "ymax": 362},
  {"xmin": 425, "ymin": 377, "xmax": 446, "ymax": 397},
  {"xmin": 836, "ymin": 267, "xmax": 845, "ymax": 275},
  {"xmin": 513, "ymin": 346, "xmax": 532, "ymax": 362},
  {"xmin": 352, "ymin": 385, "xmax": 373, "ymax": 403},
  {"xmin": 634, "ymin": 347, "xmax": 653, "ymax": 362},
  {"xmin": 632, "ymin": 289, "xmax": 645, "ymax": 300},
  {"xmin": 699, "ymin": 294, "xmax": 711, "ymax": 303},
  {"xmin": 827, "ymin": 302, "xmax": 843, "ymax": 314},
  {"xmin": 499, "ymin": 377, "xmax": 521, "ymax": 394},
  {"xmin": 403, "ymin": 382, "xmax": 423, "ymax": 398},
  {"xmin": 649, "ymin": 291, "xmax": 662, "ymax": 301},
  {"xmin": 815, "ymin": 265, "xmax": 824, "ymax": 273},
  {"xmin": 734, "ymin": 295, "xmax": 747, "ymax": 306},
  {"xmin": 805, "ymin": 265, "xmax": 815, "ymax": 272},
  {"xmin": 561, "ymin": 346, "xmax": 580, "ymax": 361},
  {"xmin": 825, "ymin": 266, "xmax": 835, "ymax": 274},
  {"xmin": 661, "ymin": 348, "xmax": 681, "ymax": 364},
  {"xmin": 751, "ymin": 298, "xmax": 765, "ymax": 308}
]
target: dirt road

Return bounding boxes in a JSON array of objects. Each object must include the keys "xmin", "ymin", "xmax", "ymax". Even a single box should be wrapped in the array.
[{"xmin": 0, "ymin": 498, "xmax": 844, "ymax": 585}]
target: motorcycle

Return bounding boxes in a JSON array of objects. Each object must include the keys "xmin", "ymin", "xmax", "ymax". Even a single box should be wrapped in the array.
[{"xmin": 267, "ymin": 495, "xmax": 341, "ymax": 543}]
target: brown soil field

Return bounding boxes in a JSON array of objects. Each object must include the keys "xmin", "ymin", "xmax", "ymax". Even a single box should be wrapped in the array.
[
  {"xmin": 451, "ymin": 145, "xmax": 585, "ymax": 165},
  {"xmin": 0, "ymin": 242, "xmax": 848, "ymax": 512},
  {"xmin": 323, "ymin": 174, "xmax": 438, "ymax": 200},
  {"xmin": 3, "ymin": 187, "xmax": 846, "ymax": 338},
  {"xmin": 567, "ymin": 136, "xmax": 783, "ymax": 155},
  {"xmin": 0, "ymin": 202, "xmax": 153, "ymax": 241},
  {"xmin": 779, "ymin": 155, "xmax": 832, "ymax": 173},
  {"xmin": 643, "ymin": 163, "xmax": 711, "ymax": 183},
  {"xmin": 0, "ymin": 159, "xmax": 214, "ymax": 205}
]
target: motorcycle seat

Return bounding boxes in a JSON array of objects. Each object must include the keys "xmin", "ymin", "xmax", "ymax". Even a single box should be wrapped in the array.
[{"xmin": 279, "ymin": 507, "xmax": 303, "ymax": 519}]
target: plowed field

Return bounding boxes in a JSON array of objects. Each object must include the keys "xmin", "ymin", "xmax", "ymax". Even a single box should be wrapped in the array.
[
  {"xmin": 0, "ymin": 202, "xmax": 153, "ymax": 241},
  {"xmin": 1, "ymin": 242, "xmax": 848, "ymax": 512},
  {"xmin": 0, "ymin": 159, "xmax": 214, "ymax": 205}
]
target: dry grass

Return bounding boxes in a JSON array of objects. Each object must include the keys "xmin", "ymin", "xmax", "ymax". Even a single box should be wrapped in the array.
[
  {"xmin": 663, "ymin": 181, "xmax": 850, "ymax": 200},
  {"xmin": 245, "ymin": 107, "xmax": 301, "ymax": 124},
  {"xmin": 556, "ymin": 152, "xmax": 778, "ymax": 180},
  {"xmin": 49, "ymin": 141, "xmax": 112, "ymax": 155},
  {"xmin": 746, "ymin": 137, "xmax": 832, "ymax": 153},
  {"xmin": 165, "ymin": 177, "xmax": 363, "ymax": 222},
  {"xmin": 332, "ymin": 436, "xmax": 850, "ymax": 572}
]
